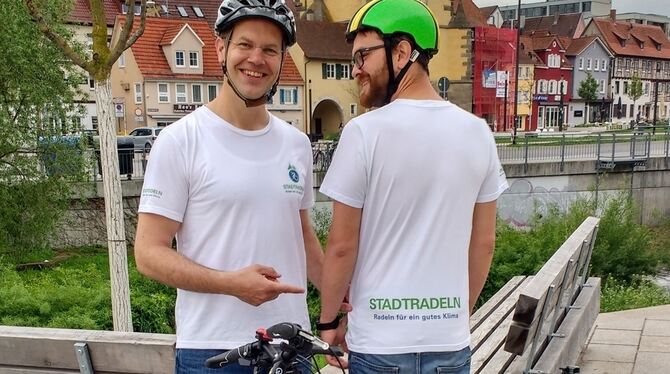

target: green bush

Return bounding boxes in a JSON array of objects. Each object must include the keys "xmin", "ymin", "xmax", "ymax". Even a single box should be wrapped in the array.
[{"xmin": 601, "ymin": 277, "xmax": 670, "ymax": 313}]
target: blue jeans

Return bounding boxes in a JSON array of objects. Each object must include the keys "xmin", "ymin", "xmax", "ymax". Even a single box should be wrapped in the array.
[
  {"xmin": 349, "ymin": 347, "xmax": 471, "ymax": 374},
  {"xmin": 175, "ymin": 348, "xmax": 313, "ymax": 374}
]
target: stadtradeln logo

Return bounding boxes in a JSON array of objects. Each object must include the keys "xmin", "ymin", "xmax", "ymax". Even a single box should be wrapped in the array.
[
  {"xmin": 283, "ymin": 164, "xmax": 304, "ymax": 195},
  {"xmin": 288, "ymin": 164, "xmax": 299, "ymax": 183}
]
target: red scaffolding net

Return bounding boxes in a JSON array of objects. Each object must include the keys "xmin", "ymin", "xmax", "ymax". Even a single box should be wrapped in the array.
[{"xmin": 473, "ymin": 26, "xmax": 518, "ymax": 132}]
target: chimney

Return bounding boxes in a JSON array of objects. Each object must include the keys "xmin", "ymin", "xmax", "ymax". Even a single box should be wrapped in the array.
[{"xmin": 610, "ymin": 9, "xmax": 616, "ymax": 21}]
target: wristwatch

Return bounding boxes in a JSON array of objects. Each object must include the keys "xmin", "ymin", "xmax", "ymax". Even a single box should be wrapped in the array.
[{"xmin": 316, "ymin": 315, "xmax": 341, "ymax": 331}]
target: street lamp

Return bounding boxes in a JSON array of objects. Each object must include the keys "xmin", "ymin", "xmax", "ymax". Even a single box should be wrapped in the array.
[
  {"xmin": 559, "ymin": 78, "xmax": 564, "ymax": 132},
  {"xmin": 653, "ymin": 62, "xmax": 660, "ymax": 130},
  {"xmin": 512, "ymin": 0, "xmax": 522, "ymax": 143}
]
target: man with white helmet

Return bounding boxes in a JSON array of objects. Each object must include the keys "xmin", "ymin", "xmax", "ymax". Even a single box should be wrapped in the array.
[
  {"xmin": 134, "ymin": 1, "xmax": 324, "ymax": 372},
  {"xmin": 318, "ymin": 0, "xmax": 508, "ymax": 372}
]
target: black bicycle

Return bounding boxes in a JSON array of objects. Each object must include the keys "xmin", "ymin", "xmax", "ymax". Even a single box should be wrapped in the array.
[{"xmin": 205, "ymin": 322, "xmax": 345, "ymax": 374}]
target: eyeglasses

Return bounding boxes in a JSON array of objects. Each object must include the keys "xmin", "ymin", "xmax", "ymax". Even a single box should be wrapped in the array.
[
  {"xmin": 352, "ymin": 44, "xmax": 385, "ymax": 69},
  {"xmin": 228, "ymin": 39, "xmax": 284, "ymax": 59}
]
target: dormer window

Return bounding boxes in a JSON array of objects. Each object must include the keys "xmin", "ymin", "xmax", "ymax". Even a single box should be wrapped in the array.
[
  {"xmin": 175, "ymin": 51, "xmax": 185, "ymax": 67},
  {"xmin": 621, "ymin": 40, "xmax": 626, "ymax": 47},
  {"xmin": 189, "ymin": 51, "xmax": 199, "ymax": 68},
  {"xmin": 193, "ymin": 6, "xmax": 204, "ymax": 17},
  {"xmin": 640, "ymin": 41, "xmax": 645, "ymax": 49},
  {"xmin": 177, "ymin": 6, "xmax": 188, "ymax": 17},
  {"xmin": 657, "ymin": 44, "xmax": 662, "ymax": 51}
]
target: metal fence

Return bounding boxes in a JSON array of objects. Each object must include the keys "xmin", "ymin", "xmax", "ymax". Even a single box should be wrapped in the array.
[
  {"xmin": 495, "ymin": 129, "xmax": 670, "ymax": 171},
  {"xmin": 82, "ymin": 130, "xmax": 670, "ymax": 182}
]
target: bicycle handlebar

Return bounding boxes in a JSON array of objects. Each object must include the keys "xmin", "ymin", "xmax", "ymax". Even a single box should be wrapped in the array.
[{"xmin": 204, "ymin": 322, "xmax": 344, "ymax": 372}]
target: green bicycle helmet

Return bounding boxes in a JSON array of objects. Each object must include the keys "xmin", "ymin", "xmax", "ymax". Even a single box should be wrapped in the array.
[{"xmin": 346, "ymin": 0, "xmax": 439, "ymax": 57}]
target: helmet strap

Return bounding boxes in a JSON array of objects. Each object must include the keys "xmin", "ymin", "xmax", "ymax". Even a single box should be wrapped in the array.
[
  {"xmin": 383, "ymin": 38, "xmax": 420, "ymax": 104},
  {"xmin": 221, "ymin": 32, "xmax": 284, "ymax": 108}
]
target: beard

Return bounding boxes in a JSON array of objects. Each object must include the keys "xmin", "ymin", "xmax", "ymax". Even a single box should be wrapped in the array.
[{"xmin": 358, "ymin": 67, "xmax": 389, "ymax": 109}]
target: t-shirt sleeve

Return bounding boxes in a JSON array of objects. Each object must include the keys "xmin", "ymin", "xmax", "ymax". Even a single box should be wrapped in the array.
[
  {"xmin": 138, "ymin": 131, "xmax": 189, "ymax": 222},
  {"xmin": 319, "ymin": 123, "xmax": 366, "ymax": 208},
  {"xmin": 477, "ymin": 128, "xmax": 509, "ymax": 203},
  {"xmin": 300, "ymin": 135, "xmax": 315, "ymax": 210}
]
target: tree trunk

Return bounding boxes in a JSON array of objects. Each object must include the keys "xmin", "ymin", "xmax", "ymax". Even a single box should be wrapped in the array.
[{"xmin": 95, "ymin": 78, "xmax": 133, "ymax": 332}]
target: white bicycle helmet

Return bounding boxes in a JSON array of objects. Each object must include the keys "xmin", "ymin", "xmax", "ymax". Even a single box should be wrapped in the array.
[{"xmin": 215, "ymin": 0, "xmax": 296, "ymax": 46}]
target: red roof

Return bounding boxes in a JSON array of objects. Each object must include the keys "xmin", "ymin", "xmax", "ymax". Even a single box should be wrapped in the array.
[
  {"xmin": 591, "ymin": 18, "xmax": 670, "ymax": 59},
  {"xmin": 295, "ymin": 20, "xmax": 350, "ymax": 60},
  {"xmin": 450, "ymin": 0, "xmax": 487, "ymax": 28},
  {"xmin": 69, "ymin": 0, "xmax": 121, "ymax": 26},
  {"xmin": 118, "ymin": 16, "xmax": 301, "ymax": 84}
]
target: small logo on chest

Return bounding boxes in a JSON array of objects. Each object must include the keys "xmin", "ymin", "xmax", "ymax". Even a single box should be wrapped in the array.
[{"xmin": 283, "ymin": 164, "xmax": 304, "ymax": 195}]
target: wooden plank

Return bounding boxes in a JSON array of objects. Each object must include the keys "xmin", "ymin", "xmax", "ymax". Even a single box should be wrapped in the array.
[
  {"xmin": 471, "ymin": 276, "xmax": 527, "ymax": 331},
  {"xmin": 525, "ymin": 277, "xmax": 601, "ymax": 374},
  {"xmin": 479, "ymin": 346, "xmax": 517, "ymax": 374},
  {"xmin": 0, "ymin": 368, "xmax": 78, "ymax": 374},
  {"xmin": 0, "ymin": 326, "xmax": 175, "ymax": 373},
  {"xmin": 471, "ymin": 311, "xmax": 515, "ymax": 373},
  {"xmin": 471, "ymin": 277, "xmax": 534, "ymax": 353},
  {"xmin": 504, "ymin": 217, "xmax": 599, "ymax": 355}
]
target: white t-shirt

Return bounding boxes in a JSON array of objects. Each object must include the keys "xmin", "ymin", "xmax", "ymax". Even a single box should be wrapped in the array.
[
  {"xmin": 138, "ymin": 106, "xmax": 314, "ymax": 349},
  {"xmin": 320, "ymin": 99, "xmax": 508, "ymax": 354}
]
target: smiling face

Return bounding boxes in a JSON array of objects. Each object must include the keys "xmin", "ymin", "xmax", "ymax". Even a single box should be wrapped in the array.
[
  {"xmin": 216, "ymin": 18, "xmax": 284, "ymax": 101},
  {"xmin": 351, "ymin": 31, "xmax": 390, "ymax": 108}
]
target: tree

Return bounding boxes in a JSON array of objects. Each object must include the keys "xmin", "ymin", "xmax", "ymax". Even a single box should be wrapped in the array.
[
  {"xmin": 25, "ymin": 0, "xmax": 147, "ymax": 332},
  {"xmin": 0, "ymin": 1, "xmax": 87, "ymax": 253},
  {"xmin": 577, "ymin": 71, "xmax": 599, "ymax": 124},
  {"xmin": 628, "ymin": 74, "xmax": 644, "ymax": 124}
]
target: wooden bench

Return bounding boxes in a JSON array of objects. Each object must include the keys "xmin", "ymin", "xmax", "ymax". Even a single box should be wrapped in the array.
[
  {"xmin": 471, "ymin": 216, "xmax": 601, "ymax": 373},
  {"xmin": 0, "ymin": 217, "xmax": 600, "ymax": 374},
  {"xmin": 0, "ymin": 327, "xmax": 175, "ymax": 373}
]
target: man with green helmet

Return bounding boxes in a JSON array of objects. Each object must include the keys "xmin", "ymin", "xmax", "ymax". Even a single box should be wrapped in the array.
[{"xmin": 317, "ymin": 0, "xmax": 508, "ymax": 372}]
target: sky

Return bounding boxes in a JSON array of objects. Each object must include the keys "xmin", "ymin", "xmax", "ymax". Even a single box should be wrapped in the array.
[{"xmin": 472, "ymin": 0, "xmax": 670, "ymax": 18}]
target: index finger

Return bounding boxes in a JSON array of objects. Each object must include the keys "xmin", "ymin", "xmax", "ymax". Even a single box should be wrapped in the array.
[{"xmin": 272, "ymin": 283, "xmax": 305, "ymax": 294}]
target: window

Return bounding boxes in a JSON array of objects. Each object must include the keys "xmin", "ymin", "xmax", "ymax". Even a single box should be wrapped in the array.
[
  {"xmin": 88, "ymin": 75, "xmax": 95, "ymax": 90},
  {"xmin": 176, "ymin": 84, "xmax": 187, "ymax": 103},
  {"xmin": 615, "ymin": 81, "xmax": 620, "ymax": 94},
  {"xmin": 279, "ymin": 88, "xmax": 298, "ymax": 105},
  {"xmin": 594, "ymin": 59, "xmax": 599, "ymax": 71},
  {"xmin": 189, "ymin": 51, "xmax": 199, "ymax": 68},
  {"xmin": 161, "ymin": 4, "xmax": 168, "ymax": 13},
  {"xmin": 323, "ymin": 63, "xmax": 336, "ymax": 79},
  {"xmin": 341, "ymin": 64, "xmax": 350, "ymax": 79},
  {"xmin": 192, "ymin": 6, "xmax": 204, "ymax": 17},
  {"xmin": 122, "ymin": 2, "xmax": 142, "ymax": 15},
  {"xmin": 134, "ymin": 83, "xmax": 142, "ymax": 104},
  {"xmin": 644, "ymin": 82, "xmax": 649, "ymax": 95},
  {"xmin": 119, "ymin": 52, "xmax": 125, "ymax": 68},
  {"xmin": 630, "ymin": 104, "xmax": 634, "ymax": 117},
  {"xmin": 350, "ymin": 103, "xmax": 357, "ymax": 116},
  {"xmin": 158, "ymin": 83, "xmax": 169, "ymax": 103},
  {"xmin": 624, "ymin": 81, "xmax": 629, "ymax": 94},
  {"xmin": 600, "ymin": 80, "xmax": 605, "ymax": 93},
  {"xmin": 582, "ymin": 2, "xmax": 591, "ymax": 12},
  {"xmin": 176, "ymin": 51, "xmax": 185, "ymax": 67},
  {"xmin": 548, "ymin": 80, "xmax": 556, "ymax": 94},
  {"xmin": 579, "ymin": 58, "xmax": 584, "ymax": 70},
  {"xmin": 602, "ymin": 59, "xmax": 607, "ymax": 71},
  {"xmin": 92, "ymin": 116, "xmax": 98, "ymax": 130},
  {"xmin": 539, "ymin": 80, "xmax": 547, "ymax": 94},
  {"xmin": 177, "ymin": 6, "xmax": 188, "ymax": 17},
  {"xmin": 586, "ymin": 58, "xmax": 592, "ymax": 70},
  {"xmin": 192, "ymin": 84, "xmax": 202, "ymax": 103},
  {"xmin": 208, "ymin": 84, "xmax": 218, "ymax": 102},
  {"xmin": 621, "ymin": 104, "xmax": 627, "ymax": 117}
]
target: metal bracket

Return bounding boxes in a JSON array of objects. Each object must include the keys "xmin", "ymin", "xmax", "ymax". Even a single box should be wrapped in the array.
[
  {"xmin": 568, "ymin": 305, "xmax": 582, "ymax": 310},
  {"xmin": 74, "ymin": 342, "xmax": 94, "ymax": 374},
  {"xmin": 582, "ymin": 284, "xmax": 594, "ymax": 288},
  {"xmin": 525, "ymin": 370, "xmax": 549, "ymax": 374},
  {"xmin": 551, "ymin": 333, "xmax": 566, "ymax": 338}
]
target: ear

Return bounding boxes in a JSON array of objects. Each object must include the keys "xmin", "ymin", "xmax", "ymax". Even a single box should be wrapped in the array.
[
  {"xmin": 215, "ymin": 36, "xmax": 227, "ymax": 65},
  {"xmin": 394, "ymin": 39, "xmax": 413, "ymax": 72}
]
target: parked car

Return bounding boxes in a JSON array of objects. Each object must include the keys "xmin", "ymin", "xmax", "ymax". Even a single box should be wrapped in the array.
[{"xmin": 127, "ymin": 127, "xmax": 162, "ymax": 152}]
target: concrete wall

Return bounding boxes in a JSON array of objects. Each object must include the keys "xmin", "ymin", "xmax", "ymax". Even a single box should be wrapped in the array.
[
  {"xmin": 55, "ymin": 158, "xmax": 670, "ymax": 248},
  {"xmin": 499, "ymin": 158, "xmax": 670, "ymax": 227}
]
